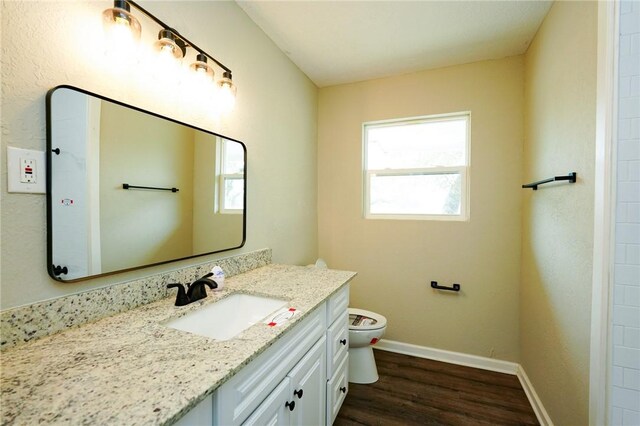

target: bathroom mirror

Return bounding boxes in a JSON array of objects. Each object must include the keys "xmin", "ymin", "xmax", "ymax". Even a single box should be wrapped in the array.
[{"xmin": 46, "ymin": 86, "xmax": 246, "ymax": 282}]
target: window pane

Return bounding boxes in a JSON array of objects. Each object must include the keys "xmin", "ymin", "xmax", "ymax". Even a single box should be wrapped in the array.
[
  {"xmin": 224, "ymin": 177, "xmax": 244, "ymax": 210},
  {"xmin": 369, "ymin": 173, "xmax": 461, "ymax": 215},
  {"xmin": 223, "ymin": 141, "xmax": 244, "ymax": 174},
  {"xmin": 367, "ymin": 118, "xmax": 467, "ymax": 170}
]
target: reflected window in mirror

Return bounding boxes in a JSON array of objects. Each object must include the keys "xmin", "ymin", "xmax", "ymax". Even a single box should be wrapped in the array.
[{"xmin": 219, "ymin": 139, "xmax": 245, "ymax": 214}]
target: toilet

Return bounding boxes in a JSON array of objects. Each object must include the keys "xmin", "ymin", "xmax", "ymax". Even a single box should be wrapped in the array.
[{"xmin": 348, "ymin": 308, "xmax": 387, "ymax": 384}]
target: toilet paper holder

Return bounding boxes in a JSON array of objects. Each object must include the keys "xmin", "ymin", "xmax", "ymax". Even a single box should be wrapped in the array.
[{"xmin": 430, "ymin": 281, "xmax": 460, "ymax": 292}]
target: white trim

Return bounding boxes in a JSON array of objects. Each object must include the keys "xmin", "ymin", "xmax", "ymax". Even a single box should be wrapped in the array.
[
  {"xmin": 375, "ymin": 339, "xmax": 552, "ymax": 425},
  {"xmin": 363, "ymin": 111, "xmax": 472, "ymax": 128},
  {"xmin": 516, "ymin": 365, "xmax": 554, "ymax": 426},
  {"xmin": 375, "ymin": 339, "xmax": 518, "ymax": 374},
  {"xmin": 589, "ymin": 1, "xmax": 617, "ymax": 425},
  {"xmin": 218, "ymin": 138, "xmax": 244, "ymax": 214},
  {"xmin": 364, "ymin": 168, "xmax": 468, "ymax": 221}
]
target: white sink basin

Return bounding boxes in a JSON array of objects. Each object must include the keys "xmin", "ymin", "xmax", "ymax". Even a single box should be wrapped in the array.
[{"xmin": 165, "ymin": 293, "xmax": 288, "ymax": 341}]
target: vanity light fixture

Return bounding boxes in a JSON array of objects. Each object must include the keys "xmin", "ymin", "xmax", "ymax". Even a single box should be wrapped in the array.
[{"xmin": 102, "ymin": 0, "xmax": 237, "ymax": 109}]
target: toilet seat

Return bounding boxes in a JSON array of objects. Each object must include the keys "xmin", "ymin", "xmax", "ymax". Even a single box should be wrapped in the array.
[{"xmin": 348, "ymin": 308, "xmax": 387, "ymax": 331}]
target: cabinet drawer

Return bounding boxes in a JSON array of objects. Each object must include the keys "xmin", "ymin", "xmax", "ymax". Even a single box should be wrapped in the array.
[
  {"xmin": 326, "ymin": 311, "xmax": 348, "ymax": 379},
  {"xmin": 326, "ymin": 284, "xmax": 349, "ymax": 326},
  {"xmin": 326, "ymin": 354, "xmax": 348, "ymax": 425},
  {"xmin": 214, "ymin": 306, "xmax": 326, "ymax": 425}
]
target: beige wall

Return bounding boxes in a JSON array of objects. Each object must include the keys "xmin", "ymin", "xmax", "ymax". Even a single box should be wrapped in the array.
[
  {"xmin": 99, "ymin": 101, "xmax": 194, "ymax": 271},
  {"xmin": 318, "ymin": 57, "xmax": 524, "ymax": 361},
  {"xmin": 0, "ymin": 1, "xmax": 318, "ymax": 309},
  {"xmin": 521, "ymin": 2, "xmax": 597, "ymax": 425}
]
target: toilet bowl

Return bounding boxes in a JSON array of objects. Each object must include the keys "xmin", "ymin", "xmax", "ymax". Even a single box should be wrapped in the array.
[{"xmin": 348, "ymin": 308, "xmax": 387, "ymax": 384}]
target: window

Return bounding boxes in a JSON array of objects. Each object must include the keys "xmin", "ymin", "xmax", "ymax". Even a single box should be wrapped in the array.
[
  {"xmin": 363, "ymin": 113, "xmax": 469, "ymax": 220},
  {"xmin": 219, "ymin": 139, "xmax": 244, "ymax": 213}
]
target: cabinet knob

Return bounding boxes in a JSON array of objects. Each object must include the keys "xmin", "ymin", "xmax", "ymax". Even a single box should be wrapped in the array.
[
  {"xmin": 285, "ymin": 400, "xmax": 295, "ymax": 411},
  {"xmin": 340, "ymin": 386, "xmax": 347, "ymax": 394},
  {"xmin": 339, "ymin": 339, "xmax": 347, "ymax": 345},
  {"xmin": 294, "ymin": 389, "xmax": 303, "ymax": 399}
]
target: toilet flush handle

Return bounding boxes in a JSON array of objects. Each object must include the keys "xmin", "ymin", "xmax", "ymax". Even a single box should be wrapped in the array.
[{"xmin": 339, "ymin": 339, "xmax": 347, "ymax": 345}]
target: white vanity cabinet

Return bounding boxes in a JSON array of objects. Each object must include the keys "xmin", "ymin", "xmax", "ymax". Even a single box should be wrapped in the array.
[
  {"xmin": 243, "ymin": 336, "xmax": 326, "ymax": 426},
  {"xmin": 213, "ymin": 306, "xmax": 326, "ymax": 425},
  {"xmin": 176, "ymin": 284, "xmax": 351, "ymax": 426},
  {"xmin": 325, "ymin": 285, "xmax": 350, "ymax": 424}
]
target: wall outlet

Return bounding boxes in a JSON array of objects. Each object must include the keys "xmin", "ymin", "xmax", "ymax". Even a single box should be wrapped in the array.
[
  {"xmin": 20, "ymin": 158, "xmax": 37, "ymax": 183},
  {"xmin": 7, "ymin": 147, "xmax": 46, "ymax": 194}
]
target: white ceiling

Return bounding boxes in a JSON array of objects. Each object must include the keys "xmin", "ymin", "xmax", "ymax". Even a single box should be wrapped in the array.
[{"xmin": 237, "ymin": 0, "xmax": 553, "ymax": 87}]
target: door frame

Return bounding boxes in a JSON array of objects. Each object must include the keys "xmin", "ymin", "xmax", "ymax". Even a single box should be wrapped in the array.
[{"xmin": 589, "ymin": 1, "xmax": 618, "ymax": 424}]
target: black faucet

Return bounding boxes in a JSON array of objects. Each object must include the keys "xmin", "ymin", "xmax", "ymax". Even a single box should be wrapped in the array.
[
  {"xmin": 187, "ymin": 273, "xmax": 218, "ymax": 302},
  {"xmin": 167, "ymin": 283, "xmax": 190, "ymax": 306},
  {"xmin": 167, "ymin": 273, "xmax": 218, "ymax": 306}
]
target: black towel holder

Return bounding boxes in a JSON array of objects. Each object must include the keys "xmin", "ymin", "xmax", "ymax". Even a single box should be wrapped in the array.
[
  {"xmin": 52, "ymin": 264, "xmax": 68, "ymax": 276},
  {"xmin": 522, "ymin": 172, "xmax": 577, "ymax": 190},
  {"xmin": 431, "ymin": 281, "xmax": 460, "ymax": 292},
  {"xmin": 123, "ymin": 183, "xmax": 179, "ymax": 193}
]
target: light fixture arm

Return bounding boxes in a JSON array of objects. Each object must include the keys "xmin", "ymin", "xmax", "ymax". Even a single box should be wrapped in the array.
[{"xmin": 126, "ymin": 0, "xmax": 232, "ymax": 73}]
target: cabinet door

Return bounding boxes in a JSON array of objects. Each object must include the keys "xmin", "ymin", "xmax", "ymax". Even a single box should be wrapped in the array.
[
  {"xmin": 326, "ymin": 355, "xmax": 348, "ymax": 425},
  {"xmin": 288, "ymin": 336, "xmax": 327, "ymax": 426},
  {"xmin": 242, "ymin": 378, "xmax": 291, "ymax": 426}
]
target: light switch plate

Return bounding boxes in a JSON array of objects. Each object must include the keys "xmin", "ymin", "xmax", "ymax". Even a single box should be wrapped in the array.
[{"xmin": 7, "ymin": 147, "xmax": 46, "ymax": 193}]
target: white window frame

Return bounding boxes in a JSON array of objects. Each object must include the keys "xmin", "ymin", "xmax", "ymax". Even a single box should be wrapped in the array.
[
  {"xmin": 363, "ymin": 112, "xmax": 470, "ymax": 221},
  {"xmin": 218, "ymin": 138, "xmax": 244, "ymax": 215}
]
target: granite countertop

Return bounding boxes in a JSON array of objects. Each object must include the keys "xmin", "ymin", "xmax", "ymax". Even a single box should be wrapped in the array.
[{"xmin": 0, "ymin": 264, "xmax": 356, "ymax": 425}]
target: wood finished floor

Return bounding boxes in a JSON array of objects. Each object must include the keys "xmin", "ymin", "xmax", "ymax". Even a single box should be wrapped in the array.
[{"xmin": 335, "ymin": 349, "xmax": 539, "ymax": 426}]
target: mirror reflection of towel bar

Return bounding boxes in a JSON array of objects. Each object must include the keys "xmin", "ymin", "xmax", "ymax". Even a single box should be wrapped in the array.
[{"xmin": 122, "ymin": 184, "xmax": 179, "ymax": 193}]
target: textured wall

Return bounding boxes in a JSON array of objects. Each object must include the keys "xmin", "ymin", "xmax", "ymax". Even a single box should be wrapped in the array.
[
  {"xmin": 0, "ymin": 1, "xmax": 318, "ymax": 309},
  {"xmin": 318, "ymin": 57, "xmax": 524, "ymax": 361},
  {"xmin": 611, "ymin": 1, "xmax": 640, "ymax": 423},
  {"xmin": 520, "ymin": 2, "xmax": 597, "ymax": 425}
]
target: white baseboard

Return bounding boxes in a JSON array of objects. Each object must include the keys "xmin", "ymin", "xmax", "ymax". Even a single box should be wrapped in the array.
[
  {"xmin": 374, "ymin": 339, "xmax": 553, "ymax": 426},
  {"xmin": 516, "ymin": 365, "xmax": 554, "ymax": 426},
  {"xmin": 375, "ymin": 339, "xmax": 518, "ymax": 374}
]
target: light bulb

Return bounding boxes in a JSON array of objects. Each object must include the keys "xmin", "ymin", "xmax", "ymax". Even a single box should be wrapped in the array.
[
  {"xmin": 190, "ymin": 53, "xmax": 215, "ymax": 82},
  {"xmin": 102, "ymin": 0, "xmax": 141, "ymax": 66},
  {"xmin": 191, "ymin": 53, "xmax": 214, "ymax": 78},
  {"xmin": 155, "ymin": 30, "xmax": 184, "ymax": 61},
  {"xmin": 217, "ymin": 71, "xmax": 237, "ymax": 113}
]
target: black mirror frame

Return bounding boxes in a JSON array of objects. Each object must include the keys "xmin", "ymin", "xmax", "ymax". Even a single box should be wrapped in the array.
[{"xmin": 46, "ymin": 85, "xmax": 247, "ymax": 282}]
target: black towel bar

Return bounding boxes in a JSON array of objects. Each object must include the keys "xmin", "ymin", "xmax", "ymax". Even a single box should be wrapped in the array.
[
  {"xmin": 431, "ymin": 281, "xmax": 460, "ymax": 292},
  {"xmin": 123, "ymin": 184, "xmax": 179, "ymax": 193},
  {"xmin": 522, "ymin": 172, "xmax": 577, "ymax": 190}
]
